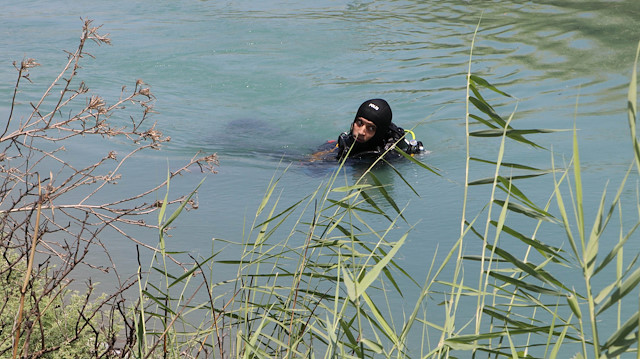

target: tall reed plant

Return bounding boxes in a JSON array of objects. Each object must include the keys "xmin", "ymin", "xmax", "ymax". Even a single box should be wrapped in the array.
[
  {"xmin": 426, "ymin": 36, "xmax": 640, "ymax": 359},
  {"xmin": 131, "ymin": 156, "xmax": 442, "ymax": 357},
  {"xmin": 130, "ymin": 37, "xmax": 640, "ymax": 359}
]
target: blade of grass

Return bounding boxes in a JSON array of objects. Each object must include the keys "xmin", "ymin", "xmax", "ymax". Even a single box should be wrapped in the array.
[{"xmin": 628, "ymin": 40, "xmax": 640, "ymax": 175}]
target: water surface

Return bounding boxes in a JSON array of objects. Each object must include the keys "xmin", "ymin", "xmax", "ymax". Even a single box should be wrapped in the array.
[{"xmin": 2, "ymin": 0, "xmax": 640, "ymax": 353}]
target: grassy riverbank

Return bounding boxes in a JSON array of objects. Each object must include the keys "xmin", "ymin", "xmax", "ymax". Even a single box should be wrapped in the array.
[{"xmin": 3, "ymin": 20, "xmax": 640, "ymax": 358}]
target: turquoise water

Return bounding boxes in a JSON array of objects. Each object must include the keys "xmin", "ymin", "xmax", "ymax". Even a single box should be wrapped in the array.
[{"xmin": 3, "ymin": 0, "xmax": 640, "ymax": 353}]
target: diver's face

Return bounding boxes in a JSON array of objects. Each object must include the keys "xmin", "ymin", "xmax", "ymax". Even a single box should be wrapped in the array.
[{"xmin": 352, "ymin": 117, "xmax": 377, "ymax": 143}]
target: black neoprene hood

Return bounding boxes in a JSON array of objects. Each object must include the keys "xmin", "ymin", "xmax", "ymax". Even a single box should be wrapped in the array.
[{"xmin": 354, "ymin": 99, "xmax": 392, "ymax": 136}]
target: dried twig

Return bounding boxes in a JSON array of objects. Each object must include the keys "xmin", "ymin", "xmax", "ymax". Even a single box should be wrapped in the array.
[{"xmin": 2, "ymin": 19, "xmax": 217, "ymax": 358}]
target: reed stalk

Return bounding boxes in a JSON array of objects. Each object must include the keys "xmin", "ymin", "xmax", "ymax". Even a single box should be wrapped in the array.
[{"xmin": 12, "ymin": 177, "xmax": 42, "ymax": 359}]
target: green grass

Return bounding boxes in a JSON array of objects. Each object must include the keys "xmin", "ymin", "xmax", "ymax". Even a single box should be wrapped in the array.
[{"xmin": 1, "ymin": 253, "xmax": 116, "ymax": 358}]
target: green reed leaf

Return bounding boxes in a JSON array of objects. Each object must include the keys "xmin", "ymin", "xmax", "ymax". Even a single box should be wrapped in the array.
[
  {"xmin": 470, "ymin": 157, "xmax": 544, "ymax": 171},
  {"xmin": 255, "ymin": 172, "xmax": 283, "ymax": 217},
  {"xmin": 585, "ymin": 186, "xmax": 607, "ymax": 277},
  {"xmin": 488, "ymin": 272, "xmax": 563, "ymax": 296},
  {"xmin": 326, "ymin": 198, "xmax": 378, "ymax": 214},
  {"xmin": 594, "ymin": 222, "xmax": 640, "ymax": 277},
  {"xmin": 358, "ymin": 233, "xmax": 407, "ymax": 295},
  {"xmin": 160, "ymin": 179, "xmax": 204, "ymax": 234},
  {"xmin": 483, "ymin": 307, "xmax": 544, "ymax": 329},
  {"xmin": 469, "ymin": 83, "xmax": 488, "ymax": 108},
  {"xmin": 142, "ymin": 290, "xmax": 176, "ymax": 315},
  {"xmin": 485, "ymin": 244, "xmax": 567, "ymax": 291},
  {"xmin": 360, "ymin": 190, "xmax": 392, "ymax": 222},
  {"xmin": 342, "ymin": 267, "xmax": 356, "ymax": 302},
  {"xmin": 253, "ymin": 196, "xmax": 307, "ymax": 229},
  {"xmin": 168, "ymin": 254, "xmax": 216, "ymax": 288},
  {"xmin": 470, "ymin": 75, "xmax": 512, "ymax": 97},
  {"xmin": 469, "ymin": 96, "xmax": 507, "ymax": 128},
  {"xmin": 151, "ymin": 269, "xmax": 179, "ymax": 284},
  {"xmin": 552, "ymin": 159, "xmax": 581, "ymax": 262},
  {"xmin": 628, "ymin": 40, "xmax": 640, "ymax": 175},
  {"xmin": 443, "ymin": 339, "xmax": 483, "ymax": 351},
  {"xmin": 332, "ymin": 184, "xmax": 372, "ymax": 192},
  {"xmin": 601, "ymin": 312, "xmax": 639, "ymax": 354},
  {"xmin": 505, "ymin": 327, "xmax": 519, "ymax": 359},
  {"xmin": 596, "ymin": 265, "xmax": 640, "ymax": 315},
  {"xmin": 461, "ymin": 255, "xmax": 508, "ymax": 263},
  {"xmin": 470, "ymin": 128, "xmax": 561, "ymax": 137},
  {"xmin": 380, "ymin": 159, "xmax": 421, "ymax": 198},
  {"xmin": 445, "ymin": 325, "xmax": 565, "ymax": 344},
  {"xmin": 368, "ymin": 172, "xmax": 406, "ymax": 221},
  {"xmin": 594, "ymin": 279, "xmax": 619, "ymax": 308},
  {"xmin": 377, "ymin": 254, "xmax": 408, "ymax": 295},
  {"xmin": 246, "ymin": 304, "xmax": 275, "ymax": 356},
  {"xmin": 572, "ymin": 119, "xmax": 586, "ymax": 251},
  {"xmin": 390, "ymin": 147, "xmax": 441, "ymax": 176},
  {"xmin": 496, "ymin": 176, "xmax": 548, "ymax": 210},
  {"xmin": 157, "ymin": 167, "xmax": 170, "ymax": 227},
  {"xmin": 606, "ymin": 341, "xmax": 640, "ymax": 359},
  {"xmin": 548, "ymin": 314, "xmax": 572, "ymax": 359},
  {"xmin": 469, "ymin": 173, "xmax": 547, "ymax": 186},
  {"xmin": 592, "ymin": 162, "xmax": 636, "ymax": 275},
  {"xmin": 361, "ymin": 291, "xmax": 400, "ymax": 346},
  {"xmin": 491, "ymin": 221, "xmax": 567, "ymax": 262},
  {"xmin": 470, "ymin": 114, "xmax": 500, "ymax": 131},
  {"xmin": 339, "ymin": 315, "xmax": 359, "ymax": 347},
  {"xmin": 493, "ymin": 199, "xmax": 555, "ymax": 222},
  {"xmin": 360, "ymin": 338, "xmax": 384, "ymax": 354},
  {"xmin": 136, "ymin": 310, "xmax": 145, "ymax": 358}
]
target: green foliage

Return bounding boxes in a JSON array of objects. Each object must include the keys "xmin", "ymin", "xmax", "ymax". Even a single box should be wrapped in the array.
[
  {"xmin": 130, "ymin": 158, "xmax": 436, "ymax": 357},
  {"xmin": 127, "ymin": 37, "xmax": 640, "ymax": 359},
  {"xmin": 0, "ymin": 254, "xmax": 116, "ymax": 358},
  {"xmin": 428, "ymin": 34, "xmax": 640, "ymax": 358}
]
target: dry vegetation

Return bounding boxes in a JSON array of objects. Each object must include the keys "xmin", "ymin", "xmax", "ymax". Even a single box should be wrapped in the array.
[{"xmin": 1, "ymin": 19, "xmax": 217, "ymax": 358}]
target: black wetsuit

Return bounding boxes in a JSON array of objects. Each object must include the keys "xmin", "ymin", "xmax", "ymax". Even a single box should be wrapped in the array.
[{"xmin": 336, "ymin": 123, "xmax": 424, "ymax": 161}]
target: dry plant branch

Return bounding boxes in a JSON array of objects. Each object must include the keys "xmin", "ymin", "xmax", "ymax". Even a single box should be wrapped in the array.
[{"xmin": 1, "ymin": 18, "xmax": 218, "ymax": 358}]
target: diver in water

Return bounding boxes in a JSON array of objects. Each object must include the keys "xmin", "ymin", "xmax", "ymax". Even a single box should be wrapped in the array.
[{"xmin": 333, "ymin": 98, "xmax": 424, "ymax": 161}]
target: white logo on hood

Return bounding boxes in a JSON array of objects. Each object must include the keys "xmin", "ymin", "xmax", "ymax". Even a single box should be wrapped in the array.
[{"xmin": 368, "ymin": 103, "xmax": 379, "ymax": 111}]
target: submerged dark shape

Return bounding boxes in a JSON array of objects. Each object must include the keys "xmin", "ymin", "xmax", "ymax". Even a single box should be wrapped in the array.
[
  {"xmin": 208, "ymin": 118, "xmax": 299, "ymax": 161},
  {"xmin": 224, "ymin": 118, "xmax": 282, "ymax": 142}
]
